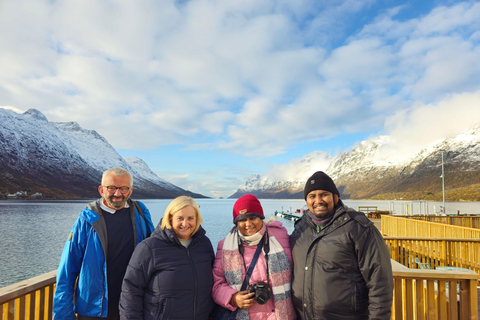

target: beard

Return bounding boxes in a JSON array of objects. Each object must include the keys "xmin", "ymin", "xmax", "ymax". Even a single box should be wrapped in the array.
[
  {"xmin": 311, "ymin": 203, "xmax": 331, "ymax": 218},
  {"xmin": 105, "ymin": 194, "xmax": 128, "ymax": 209}
]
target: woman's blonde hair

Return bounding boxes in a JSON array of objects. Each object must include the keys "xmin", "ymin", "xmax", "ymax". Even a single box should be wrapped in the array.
[{"xmin": 160, "ymin": 196, "xmax": 203, "ymax": 235}]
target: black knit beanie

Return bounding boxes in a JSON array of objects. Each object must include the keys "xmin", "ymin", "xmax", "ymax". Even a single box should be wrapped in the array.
[{"xmin": 304, "ymin": 171, "xmax": 339, "ymax": 200}]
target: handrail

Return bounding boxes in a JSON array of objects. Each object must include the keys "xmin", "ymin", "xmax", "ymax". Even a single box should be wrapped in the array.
[
  {"xmin": 0, "ymin": 270, "xmax": 56, "ymax": 320},
  {"xmin": 383, "ymin": 236, "xmax": 480, "ymax": 273},
  {"xmin": 393, "ymin": 215, "xmax": 480, "ymax": 229},
  {"xmin": 382, "ymin": 215, "xmax": 480, "ymax": 238},
  {"xmin": 1, "ymin": 266, "xmax": 478, "ymax": 320},
  {"xmin": 390, "ymin": 260, "xmax": 479, "ymax": 319},
  {"xmin": 382, "ymin": 216, "xmax": 480, "ymax": 275}
]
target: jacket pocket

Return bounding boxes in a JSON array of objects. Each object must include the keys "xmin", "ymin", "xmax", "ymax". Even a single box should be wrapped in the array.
[
  {"xmin": 353, "ymin": 283, "xmax": 368, "ymax": 315},
  {"xmin": 156, "ymin": 297, "xmax": 173, "ymax": 320}
]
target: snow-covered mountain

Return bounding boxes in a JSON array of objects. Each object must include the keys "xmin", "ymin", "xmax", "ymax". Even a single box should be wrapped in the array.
[
  {"xmin": 230, "ymin": 150, "xmax": 333, "ymax": 198},
  {"xmin": 0, "ymin": 108, "xmax": 205, "ymax": 199},
  {"xmin": 231, "ymin": 124, "xmax": 480, "ymax": 201}
]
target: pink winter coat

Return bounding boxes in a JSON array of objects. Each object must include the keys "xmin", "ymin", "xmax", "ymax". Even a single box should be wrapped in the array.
[{"xmin": 212, "ymin": 220, "xmax": 293, "ymax": 320}]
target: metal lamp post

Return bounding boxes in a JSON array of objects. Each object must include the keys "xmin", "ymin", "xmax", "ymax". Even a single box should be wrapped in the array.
[{"xmin": 440, "ymin": 149, "xmax": 446, "ymax": 214}]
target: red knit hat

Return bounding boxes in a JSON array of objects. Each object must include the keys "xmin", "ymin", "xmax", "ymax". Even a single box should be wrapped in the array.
[{"xmin": 233, "ymin": 194, "xmax": 265, "ymax": 224}]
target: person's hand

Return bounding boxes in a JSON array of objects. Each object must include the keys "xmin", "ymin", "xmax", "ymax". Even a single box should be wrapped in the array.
[{"xmin": 231, "ymin": 290, "xmax": 255, "ymax": 309}]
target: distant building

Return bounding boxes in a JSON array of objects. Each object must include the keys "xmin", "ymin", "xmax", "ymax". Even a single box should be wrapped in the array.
[{"xmin": 7, "ymin": 194, "xmax": 19, "ymax": 199}]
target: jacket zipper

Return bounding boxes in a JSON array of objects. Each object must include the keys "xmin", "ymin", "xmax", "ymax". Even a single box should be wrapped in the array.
[{"xmin": 186, "ymin": 247, "xmax": 198, "ymax": 319}]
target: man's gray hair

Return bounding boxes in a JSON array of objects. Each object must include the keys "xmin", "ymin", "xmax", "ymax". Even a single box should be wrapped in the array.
[{"xmin": 101, "ymin": 167, "xmax": 133, "ymax": 187}]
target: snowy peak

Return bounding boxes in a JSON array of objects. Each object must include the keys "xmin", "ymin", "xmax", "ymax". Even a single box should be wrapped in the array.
[
  {"xmin": 230, "ymin": 150, "xmax": 332, "ymax": 198},
  {"xmin": 232, "ymin": 123, "xmax": 480, "ymax": 201},
  {"xmin": 0, "ymin": 108, "xmax": 206, "ymax": 199},
  {"xmin": 23, "ymin": 108, "xmax": 48, "ymax": 122}
]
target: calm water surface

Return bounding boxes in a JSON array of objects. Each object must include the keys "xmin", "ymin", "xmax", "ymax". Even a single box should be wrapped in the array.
[{"xmin": 1, "ymin": 198, "xmax": 479, "ymax": 288}]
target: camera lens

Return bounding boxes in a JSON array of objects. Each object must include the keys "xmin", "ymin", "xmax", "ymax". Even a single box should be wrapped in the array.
[{"xmin": 249, "ymin": 282, "xmax": 271, "ymax": 305}]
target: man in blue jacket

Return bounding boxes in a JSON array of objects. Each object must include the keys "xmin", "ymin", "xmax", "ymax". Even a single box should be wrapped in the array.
[{"xmin": 53, "ymin": 167, "xmax": 155, "ymax": 320}]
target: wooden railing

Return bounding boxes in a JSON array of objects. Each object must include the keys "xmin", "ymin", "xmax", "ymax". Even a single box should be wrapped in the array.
[
  {"xmin": 0, "ymin": 270, "xmax": 56, "ymax": 320},
  {"xmin": 382, "ymin": 215, "xmax": 480, "ymax": 238},
  {"xmin": 391, "ymin": 260, "xmax": 479, "ymax": 320},
  {"xmin": 0, "ymin": 266, "xmax": 478, "ymax": 320},
  {"xmin": 384, "ymin": 237, "xmax": 480, "ymax": 274},
  {"xmin": 394, "ymin": 215, "xmax": 480, "ymax": 229}
]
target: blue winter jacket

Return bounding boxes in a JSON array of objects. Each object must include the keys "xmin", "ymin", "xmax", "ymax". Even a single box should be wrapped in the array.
[
  {"xmin": 53, "ymin": 199, "xmax": 155, "ymax": 320},
  {"xmin": 119, "ymin": 220, "xmax": 215, "ymax": 320}
]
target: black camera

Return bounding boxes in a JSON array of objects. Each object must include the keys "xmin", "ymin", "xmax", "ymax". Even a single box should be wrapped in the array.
[{"xmin": 247, "ymin": 281, "xmax": 272, "ymax": 305}]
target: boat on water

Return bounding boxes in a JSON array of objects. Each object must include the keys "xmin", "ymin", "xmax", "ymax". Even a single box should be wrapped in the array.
[{"xmin": 274, "ymin": 208, "xmax": 306, "ymax": 222}]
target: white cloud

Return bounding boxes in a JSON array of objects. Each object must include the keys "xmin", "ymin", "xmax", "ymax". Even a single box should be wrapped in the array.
[
  {"xmin": 0, "ymin": 0, "xmax": 479, "ymax": 163},
  {"xmin": 0, "ymin": 106, "xmax": 24, "ymax": 114},
  {"xmin": 383, "ymin": 90, "xmax": 480, "ymax": 162},
  {"xmin": 263, "ymin": 150, "xmax": 333, "ymax": 181}
]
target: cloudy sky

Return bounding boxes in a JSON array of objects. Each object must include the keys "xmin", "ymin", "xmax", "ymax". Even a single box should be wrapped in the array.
[{"xmin": 1, "ymin": 0, "xmax": 480, "ymax": 198}]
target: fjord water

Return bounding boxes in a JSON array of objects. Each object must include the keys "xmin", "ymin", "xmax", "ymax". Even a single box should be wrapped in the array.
[{"xmin": 1, "ymin": 198, "xmax": 479, "ymax": 288}]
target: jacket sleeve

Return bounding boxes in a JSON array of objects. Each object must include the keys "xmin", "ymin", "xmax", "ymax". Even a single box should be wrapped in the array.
[
  {"xmin": 136, "ymin": 201, "xmax": 155, "ymax": 237},
  {"xmin": 211, "ymin": 239, "xmax": 238, "ymax": 311},
  {"xmin": 119, "ymin": 241, "xmax": 154, "ymax": 320},
  {"xmin": 119, "ymin": 240, "xmax": 155, "ymax": 320},
  {"xmin": 53, "ymin": 217, "xmax": 88, "ymax": 320},
  {"xmin": 356, "ymin": 226, "xmax": 393, "ymax": 320}
]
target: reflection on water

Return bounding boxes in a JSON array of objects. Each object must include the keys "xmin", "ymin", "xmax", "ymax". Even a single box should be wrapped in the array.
[{"xmin": 0, "ymin": 198, "xmax": 478, "ymax": 288}]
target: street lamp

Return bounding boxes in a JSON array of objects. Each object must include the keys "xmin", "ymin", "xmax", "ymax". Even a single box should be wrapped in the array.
[{"xmin": 439, "ymin": 149, "xmax": 446, "ymax": 214}]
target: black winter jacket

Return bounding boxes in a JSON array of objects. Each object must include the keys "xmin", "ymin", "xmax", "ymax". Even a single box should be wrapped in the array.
[
  {"xmin": 289, "ymin": 200, "xmax": 393, "ymax": 320},
  {"xmin": 119, "ymin": 222, "xmax": 215, "ymax": 320}
]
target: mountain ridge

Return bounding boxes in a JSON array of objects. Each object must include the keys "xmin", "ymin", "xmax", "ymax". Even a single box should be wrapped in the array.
[
  {"xmin": 231, "ymin": 124, "xmax": 480, "ymax": 201},
  {"xmin": 0, "ymin": 108, "xmax": 206, "ymax": 199}
]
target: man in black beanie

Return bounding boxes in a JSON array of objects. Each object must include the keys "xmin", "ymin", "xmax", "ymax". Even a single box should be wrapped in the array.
[{"xmin": 290, "ymin": 171, "xmax": 393, "ymax": 320}]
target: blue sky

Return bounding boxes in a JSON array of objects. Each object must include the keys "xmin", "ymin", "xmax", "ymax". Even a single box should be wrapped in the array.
[{"xmin": 1, "ymin": 0, "xmax": 480, "ymax": 198}]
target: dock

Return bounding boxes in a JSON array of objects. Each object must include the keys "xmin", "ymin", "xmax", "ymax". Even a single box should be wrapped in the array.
[{"xmin": 274, "ymin": 209, "xmax": 303, "ymax": 222}]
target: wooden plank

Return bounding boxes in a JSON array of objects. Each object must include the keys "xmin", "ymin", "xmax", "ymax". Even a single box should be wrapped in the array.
[
  {"xmin": 7, "ymin": 300, "xmax": 13, "ymax": 320},
  {"xmin": 437, "ymin": 281, "xmax": 447, "ymax": 320},
  {"xmin": 416, "ymin": 279, "xmax": 425, "ymax": 320},
  {"xmin": 426, "ymin": 280, "xmax": 436, "ymax": 319},
  {"xmin": 467, "ymin": 280, "xmax": 478, "ymax": 320},
  {"xmin": 24, "ymin": 293, "xmax": 31, "ymax": 320},
  {"xmin": 38, "ymin": 288, "xmax": 45, "ymax": 320},
  {"xmin": 405, "ymin": 279, "xmax": 413, "ymax": 319},
  {"xmin": 0, "ymin": 271, "xmax": 57, "ymax": 305},
  {"xmin": 47, "ymin": 285, "xmax": 54, "ymax": 320},
  {"xmin": 30, "ymin": 292, "xmax": 36, "ymax": 320},
  {"xmin": 448, "ymin": 280, "xmax": 458, "ymax": 320},
  {"xmin": 18, "ymin": 296, "xmax": 26, "ymax": 320},
  {"xmin": 394, "ymin": 278, "xmax": 403, "ymax": 319}
]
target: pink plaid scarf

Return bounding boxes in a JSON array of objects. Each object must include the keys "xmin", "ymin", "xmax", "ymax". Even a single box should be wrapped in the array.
[{"xmin": 222, "ymin": 223, "xmax": 296, "ymax": 320}]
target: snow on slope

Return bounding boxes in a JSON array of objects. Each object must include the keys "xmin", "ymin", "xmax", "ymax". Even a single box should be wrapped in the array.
[
  {"xmin": 2, "ymin": 108, "xmax": 181, "ymax": 192},
  {"xmin": 124, "ymin": 156, "xmax": 182, "ymax": 190},
  {"xmin": 236, "ymin": 123, "xmax": 480, "ymax": 195}
]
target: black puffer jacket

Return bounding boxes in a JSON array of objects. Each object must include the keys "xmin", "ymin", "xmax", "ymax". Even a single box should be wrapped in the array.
[
  {"xmin": 119, "ymin": 221, "xmax": 215, "ymax": 320},
  {"xmin": 289, "ymin": 200, "xmax": 393, "ymax": 320}
]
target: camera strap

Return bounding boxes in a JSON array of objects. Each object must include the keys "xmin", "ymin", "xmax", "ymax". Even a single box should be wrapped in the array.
[
  {"xmin": 228, "ymin": 237, "xmax": 264, "ymax": 318},
  {"xmin": 264, "ymin": 229, "xmax": 271, "ymax": 288},
  {"xmin": 238, "ymin": 236, "xmax": 264, "ymax": 290}
]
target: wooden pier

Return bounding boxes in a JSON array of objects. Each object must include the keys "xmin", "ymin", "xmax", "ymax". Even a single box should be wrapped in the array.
[
  {"xmin": 1, "ymin": 264, "xmax": 477, "ymax": 320},
  {"xmin": 2, "ymin": 215, "xmax": 480, "ymax": 319}
]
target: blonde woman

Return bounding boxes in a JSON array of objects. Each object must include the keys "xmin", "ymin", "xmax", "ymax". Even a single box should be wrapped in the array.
[{"xmin": 120, "ymin": 196, "xmax": 215, "ymax": 320}]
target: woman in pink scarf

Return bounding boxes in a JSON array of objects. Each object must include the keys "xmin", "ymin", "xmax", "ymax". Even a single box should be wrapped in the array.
[{"xmin": 212, "ymin": 194, "xmax": 296, "ymax": 320}]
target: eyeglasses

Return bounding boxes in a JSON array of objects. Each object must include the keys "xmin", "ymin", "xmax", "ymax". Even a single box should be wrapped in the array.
[{"xmin": 103, "ymin": 186, "xmax": 130, "ymax": 194}]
